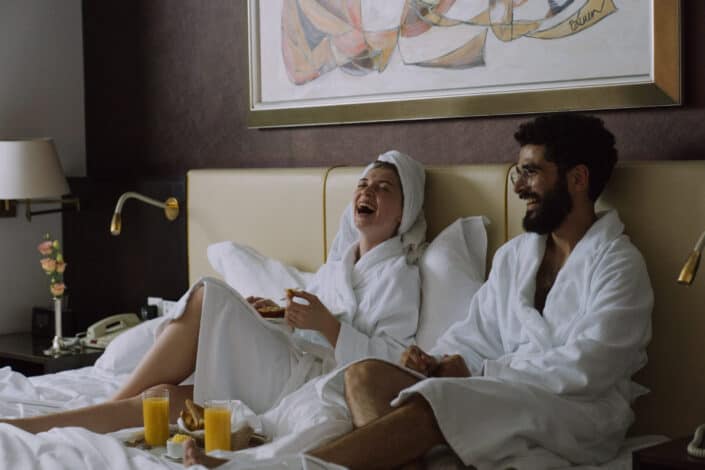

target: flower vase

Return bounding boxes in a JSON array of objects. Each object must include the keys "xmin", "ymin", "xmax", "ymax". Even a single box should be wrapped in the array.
[{"xmin": 44, "ymin": 297, "xmax": 68, "ymax": 356}]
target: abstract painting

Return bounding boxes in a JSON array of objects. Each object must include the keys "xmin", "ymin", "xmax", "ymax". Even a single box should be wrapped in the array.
[{"xmin": 248, "ymin": 0, "xmax": 681, "ymax": 127}]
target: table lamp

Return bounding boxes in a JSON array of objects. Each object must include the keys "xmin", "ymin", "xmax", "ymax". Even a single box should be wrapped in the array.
[{"xmin": 0, "ymin": 138, "xmax": 79, "ymax": 219}]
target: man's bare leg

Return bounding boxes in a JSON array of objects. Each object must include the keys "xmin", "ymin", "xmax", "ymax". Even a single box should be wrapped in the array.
[
  {"xmin": 112, "ymin": 286, "xmax": 204, "ymax": 400},
  {"xmin": 1, "ymin": 385, "xmax": 193, "ymax": 434},
  {"xmin": 343, "ymin": 359, "xmax": 421, "ymax": 428},
  {"xmin": 309, "ymin": 395, "xmax": 445, "ymax": 470}
]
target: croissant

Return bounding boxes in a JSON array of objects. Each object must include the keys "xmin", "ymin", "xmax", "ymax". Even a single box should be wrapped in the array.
[{"xmin": 180, "ymin": 399, "xmax": 204, "ymax": 431}]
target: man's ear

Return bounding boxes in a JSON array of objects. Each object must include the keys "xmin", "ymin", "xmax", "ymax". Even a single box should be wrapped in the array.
[{"xmin": 568, "ymin": 164, "xmax": 590, "ymax": 194}]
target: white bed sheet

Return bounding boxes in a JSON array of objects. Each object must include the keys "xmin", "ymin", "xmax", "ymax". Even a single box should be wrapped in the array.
[{"xmin": 0, "ymin": 365, "xmax": 666, "ymax": 470}]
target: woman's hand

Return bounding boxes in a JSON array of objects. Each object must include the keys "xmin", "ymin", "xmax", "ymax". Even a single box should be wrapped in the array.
[
  {"xmin": 400, "ymin": 345, "xmax": 438, "ymax": 377},
  {"xmin": 285, "ymin": 290, "xmax": 341, "ymax": 346},
  {"xmin": 432, "ymin": 354, "xmax": 471, "ymax": 378}
]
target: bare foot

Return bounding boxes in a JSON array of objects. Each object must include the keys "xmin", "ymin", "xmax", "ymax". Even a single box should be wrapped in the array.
[{"xmin": 182, "ymin": 438, "xmax": 229, "ymax": 468}]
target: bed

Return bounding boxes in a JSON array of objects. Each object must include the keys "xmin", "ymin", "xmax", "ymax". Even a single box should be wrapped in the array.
[{"xmin": 1, "ymin": 161, "xmax": 704, "ymax": 469}]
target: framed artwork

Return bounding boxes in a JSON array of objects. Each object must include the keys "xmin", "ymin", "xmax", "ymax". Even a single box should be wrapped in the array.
[{"xmin": 247, "ymin": 0, "xmax": 681, "ymax": 128}]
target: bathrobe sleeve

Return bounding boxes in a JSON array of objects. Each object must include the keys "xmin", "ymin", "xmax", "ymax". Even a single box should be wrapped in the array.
[
  {"xmin": 334, "ymin": 263, "xmax": 420, "ymax": 366},
  {"xmin": 482, "ymin": 240, "xmax": 653, "ymax": 397},
  {"xmin": 428, "ymin": 244, "xmax": 516, "ymax": 375}
]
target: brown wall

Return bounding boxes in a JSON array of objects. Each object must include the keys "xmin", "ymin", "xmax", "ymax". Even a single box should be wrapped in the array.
[
  {"xmin": 71, "ymin": 1, "xmax": 705, "ymax": 316},
  {"xmin": 83, "ymin": 1, "xmax": 705, "ymax": 179}
]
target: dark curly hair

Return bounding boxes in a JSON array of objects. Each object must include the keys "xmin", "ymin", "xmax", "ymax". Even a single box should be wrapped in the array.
[{"xmin": 514, "ymin": 113, "xmax": 617, "ymax": 201}]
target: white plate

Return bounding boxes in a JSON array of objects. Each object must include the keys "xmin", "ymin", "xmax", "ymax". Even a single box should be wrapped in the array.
[{"xmin": 176, "ymin": 417, "xmax": 204, "ymax": 439}]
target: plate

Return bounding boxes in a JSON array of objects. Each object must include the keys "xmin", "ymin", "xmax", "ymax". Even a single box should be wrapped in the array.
[
  {"xmin": 176, "ymin": 417, "xmax": 204, "ymax": 439},
  {"xmin": 162, "ymin": 453, "xmax": 183, "ymax": 463}
]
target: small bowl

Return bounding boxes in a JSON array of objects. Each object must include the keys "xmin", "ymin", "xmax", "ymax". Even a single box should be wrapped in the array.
[{"xmin": 166, "ymin": 438, "xmax": 184, "ymax": 459}]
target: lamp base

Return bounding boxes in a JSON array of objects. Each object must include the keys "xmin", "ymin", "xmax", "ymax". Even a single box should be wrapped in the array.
[{"xmin": 43, "ymin": 336, "xmax": 72, "ymax": 357}]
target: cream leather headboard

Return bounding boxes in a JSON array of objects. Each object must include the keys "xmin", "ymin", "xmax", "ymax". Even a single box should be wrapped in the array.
[
  {"xmin": 189, "ymin": 163, "xmax": 703, "ymax": 438},
  {"xmin": 187, "ymin": 168, "xmax": 328, "ymax": 283},
  {"xmin": 325, "ymin": 165, "xmax": 512, "ymax": 273},
  {"xmin": 189, "ymin": 165, "xmax": 512, "ymax": 285},
  {"xmin": 507, "ymin": 161, "xmax": 705, "ymax": 438}
]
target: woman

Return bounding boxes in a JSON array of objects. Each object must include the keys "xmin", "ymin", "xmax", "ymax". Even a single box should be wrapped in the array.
[{"xmin": 3, "ymin": 150, "xmax": 426, "ymax": 434}]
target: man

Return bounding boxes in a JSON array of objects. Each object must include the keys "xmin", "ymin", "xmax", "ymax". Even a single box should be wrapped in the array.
[
  {"xmin": 184, "ymin": 113, "xmax": 652, "ymax": 469},
  {"xmin": 304, "ymin": 113, "xmax": 653, "ymax": 469}
]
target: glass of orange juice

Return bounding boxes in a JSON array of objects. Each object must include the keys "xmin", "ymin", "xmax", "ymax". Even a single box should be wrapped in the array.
[
  {"xmin": 142, "ymin": 388, "xmax": 170, "ymax": 447},
  {"xmin": 204, "ymin": 399, "xmax": 232, "ymax": 453}
]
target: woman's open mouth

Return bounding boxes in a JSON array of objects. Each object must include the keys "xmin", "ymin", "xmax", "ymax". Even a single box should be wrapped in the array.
[{"xmin": 356, "ymin": 202, "xmax": 376, "ymax": 215}]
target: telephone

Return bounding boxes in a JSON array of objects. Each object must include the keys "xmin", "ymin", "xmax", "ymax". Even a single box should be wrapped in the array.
[
  {"xmin": 688, "ymin": 425, "xmax": 705, "ymax": 458},
  {"xmin": 80, "ymin": 313, "xmax": 141, "ymax": 349}
]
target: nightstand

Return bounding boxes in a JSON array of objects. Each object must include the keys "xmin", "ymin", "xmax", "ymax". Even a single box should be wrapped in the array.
[
  {"xmin": 0, "ymin": 333, "xmax": 102, "ymax": 376},
  {"xmin": 633, "ymin": 436, "xmax": 705, "ymax": 469}
]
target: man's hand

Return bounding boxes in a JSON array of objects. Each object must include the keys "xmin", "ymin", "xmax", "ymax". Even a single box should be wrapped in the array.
[
  {"xmin": 432, "ymin": 354, "xmax": 471, "ymax": 378},
  {"xmin": 400, "ymin": 345, "xmax": 438, "ymax": 377}
]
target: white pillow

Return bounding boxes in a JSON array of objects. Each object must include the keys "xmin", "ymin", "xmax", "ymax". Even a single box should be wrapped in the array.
[
  {"xmin": 415, "ymin": 216, "xmax": 488, "ymax": 351},
  {"xmin": 94, "ymin": 316, "xmax": 168, "ymax": 375},
  {"xmin": 207, "ymin": 241, "xmax": 314, "ymax": 300}
]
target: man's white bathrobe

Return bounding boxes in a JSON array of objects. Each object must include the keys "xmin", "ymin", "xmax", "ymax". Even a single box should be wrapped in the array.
[
  {"xmin": 167, "ymin": 235, "xmax": 420, "ymax": 414},
  {"xmin": 390, "ymin": 209, "xmax": 653, "ymax": 468}
]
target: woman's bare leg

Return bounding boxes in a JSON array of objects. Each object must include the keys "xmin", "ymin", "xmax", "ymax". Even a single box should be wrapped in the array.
[
  {"xmin": 1, "ymin": 384, "xmax": 193, "ymax": 434},
  {"xmin": 112, "ymin": 286, "xmax": 204, "ymax": 400}
]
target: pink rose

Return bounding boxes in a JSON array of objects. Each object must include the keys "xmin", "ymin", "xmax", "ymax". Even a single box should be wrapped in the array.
[
  {"xmin": 38, "ymin": 241, "xmax": 53, "ymax": 255},
  {"xmin": 56, "ymin": 260, "xmax": 67, "ymax": 273},
  {"xmin": 40, "ymin": 258, "xmax": 57, "ymax": 273},
  {"xmin": 50, "ymin": 282, "xmax": 66, "ymax": 297}
]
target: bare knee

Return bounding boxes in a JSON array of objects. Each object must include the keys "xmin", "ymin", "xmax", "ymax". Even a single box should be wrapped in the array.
[
  {"xmin": 344, "ymin": 359, "xmax": 390, "ymax": 396},
  {"xmin": 176, "ymin": 285, "xmax": 204, "ymax": 325}
]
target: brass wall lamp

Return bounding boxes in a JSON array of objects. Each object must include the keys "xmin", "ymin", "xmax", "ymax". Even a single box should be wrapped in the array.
[
  {"xmin": 110, "ymin": 192, "xmax": 179, "ymax": 236},
  {"xmin": 677, "ymin": 230, "xmax": 705, "ymax": 285}
]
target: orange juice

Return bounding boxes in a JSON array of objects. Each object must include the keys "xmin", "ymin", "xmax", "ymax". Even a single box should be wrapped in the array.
[
  {"xmin": 142, "ymin": 395, "xmax": 170, "ymax": 446},
  {"xmin": 204, "ymin": 403, "xmax": 231, "ymax": 452}
]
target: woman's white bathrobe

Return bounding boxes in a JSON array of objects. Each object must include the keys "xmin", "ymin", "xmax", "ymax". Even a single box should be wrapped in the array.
[
  {"xmin": 388, "ymin": 209, "xmax": 653, "ymax": 468},
  {"xmin": 167, "ymin": 235, "xmax": 420, "ymax": 414}
]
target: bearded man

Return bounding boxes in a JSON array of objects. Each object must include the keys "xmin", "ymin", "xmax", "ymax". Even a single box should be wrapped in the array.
[{"xmin": 303, "ymin": 113, "xmax": 653, "ymax": 470}]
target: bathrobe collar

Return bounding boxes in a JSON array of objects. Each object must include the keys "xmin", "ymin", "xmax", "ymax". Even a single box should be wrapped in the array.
[{"xmin": 516, "ymin": 210, "xmax": 625, "ymax": 350}]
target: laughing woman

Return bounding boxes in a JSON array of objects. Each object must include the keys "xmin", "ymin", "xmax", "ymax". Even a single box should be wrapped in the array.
[{"xmin": 3, "ymin": 150, "xmax": 426, "ymax": 433}]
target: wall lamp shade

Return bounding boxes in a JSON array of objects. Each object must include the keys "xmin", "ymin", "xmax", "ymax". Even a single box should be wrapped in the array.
[
  {"xmin": 0, "ymin": 139, "xmax": 70, "ymax": 199},
  {"xmin": 678, "ymin": 231, "xmax": 705, "ymax": 285},
  {"xmin": 110, "ymin": 192, "xmax": 179, "ymax": 236},
  {"xmin": 0, "ymin": 138, "xmax": 78, "ymax": 220}
]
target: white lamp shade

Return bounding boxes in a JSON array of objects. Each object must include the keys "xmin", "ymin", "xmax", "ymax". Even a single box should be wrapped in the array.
[{"xmin": 0, "ymin": 139, "xmax": 70, "ymax": 199}]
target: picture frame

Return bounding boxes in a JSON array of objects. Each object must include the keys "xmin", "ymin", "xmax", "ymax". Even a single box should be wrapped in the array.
[{"xmin": 247, "ymin": 0, "xmax": 681, "ymax": 128}]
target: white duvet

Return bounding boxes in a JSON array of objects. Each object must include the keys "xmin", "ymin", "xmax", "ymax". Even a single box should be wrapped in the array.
[{"xmin": 0, "ymin": 365, "xmax": 665, "ymax": 470}]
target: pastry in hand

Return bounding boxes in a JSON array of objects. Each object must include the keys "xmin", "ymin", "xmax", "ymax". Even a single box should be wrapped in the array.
[{"xmin": 256, "ymin": 305, "xmax": 285, "ymax": 318}]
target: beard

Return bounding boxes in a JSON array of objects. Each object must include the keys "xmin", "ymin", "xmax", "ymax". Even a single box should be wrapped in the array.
[{"xmin": 521, "ymin": 177, "xmax": 572, "ymax": 234}]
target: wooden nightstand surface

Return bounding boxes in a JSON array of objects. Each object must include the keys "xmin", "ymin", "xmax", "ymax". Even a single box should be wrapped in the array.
[
  {"xmin": 0, "ymin": 333, "xmax": 102, "ymax": 376},
  {"xmin": 633, "ymin": 436, "xmax": 705, "ymax": 469}
]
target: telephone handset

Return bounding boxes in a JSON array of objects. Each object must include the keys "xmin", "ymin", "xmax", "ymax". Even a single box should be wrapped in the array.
[
  {"xmin": 688, "ymin": 425, "xmax": 705, "ymax": 458},
  {"xmin": 80, "ymin": 313, "xmax": 141, "ymax": 349}
]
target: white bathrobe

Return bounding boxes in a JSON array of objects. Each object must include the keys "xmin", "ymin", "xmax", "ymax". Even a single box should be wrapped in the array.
[
  {"xmin": 168, "ymin": 235, "xmax": 420, "ymax": 414},
  {"xmin": 388, "ymin": 209, "xmax": 653, "ymax": 469}
]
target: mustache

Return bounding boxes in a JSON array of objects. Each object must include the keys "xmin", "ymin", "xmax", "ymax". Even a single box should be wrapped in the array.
[{"xmin": 518, "ymin": 191, "xmax": 540, "ymax": 201}]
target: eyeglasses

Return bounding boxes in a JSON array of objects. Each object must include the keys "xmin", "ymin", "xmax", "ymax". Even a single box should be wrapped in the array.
[{"xmin": 509, "ymin": 166, "xmax": 539, "ymax": 186}]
